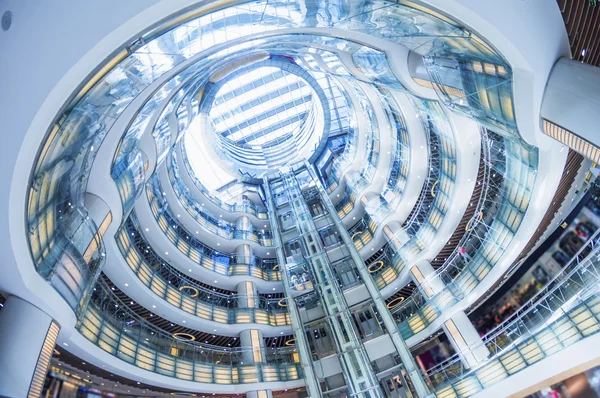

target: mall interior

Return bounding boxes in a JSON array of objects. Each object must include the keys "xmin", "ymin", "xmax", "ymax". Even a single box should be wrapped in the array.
[{"xmin": 3, "ymin": 1, "xmax": 600, "ymax": 397}]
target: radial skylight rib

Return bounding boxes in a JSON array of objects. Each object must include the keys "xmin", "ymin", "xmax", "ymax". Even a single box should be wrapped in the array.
[
  {"xmin": 213, "ymin": 87, "xmax": 311, "ymax": 133},
  {"xmin": 213, "ymin": 92, "xmax": 312, "ymax": 136},
  {"xmin": 224, "ymin": 101, "xmax": 312, "ymax": 143}
]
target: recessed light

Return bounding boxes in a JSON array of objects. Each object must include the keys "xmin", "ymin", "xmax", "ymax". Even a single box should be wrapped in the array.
[{"xmin": 124, "ymin": 283, "xmax": 128, "ymax": 287}]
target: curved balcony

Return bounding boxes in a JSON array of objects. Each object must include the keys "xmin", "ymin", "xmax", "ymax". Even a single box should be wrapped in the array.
[
  {"xmin": 424, "ymin": 55, "xmax": 516, "ymax": 139},
  {"xmin": 390, "ymin": 136, "xmax": 538, "ymax": 339},
  {"xmin": 26, "ymin": 0, "xmax": 517, "ymax": 297},
  {"xmin": 349, "ymin": 214, "xmax": 377, "ymax": 251},
  {"xmin": 326, "ymin": 81, "xmax": 377, "ymax": 199},
  {"xmin": 154, "ymin": 83, "xmax": 197, "ymax": 166},
  {"xmin": 425, "ymin": 230, "xmax": 600, "ymax": 396},
  {"xmin": 78, "ymin": 279, "xmax": 302, "ymax": 384},
  {"xmin": 180, "ymin": 146, "xmax": 269, "ymax": 220},
  {"xmin": 342, "ymin": 89, "xmax": 413, "ymax": 256},
  {"xmin": 30, "ymin": 206, "xmax": 106, "ymax": 312},
  {"xmin": 340, "ymin": 83, "xmax": 381, "ymax": 204},
  {"xmin": 110, "ymin": 66, "xmax": 203, "ymax": 217},
  {"xmin": 145, "ymin": 181, "xmax": 280, "ymax": 281},
  {"xmin": 367, "ymin": 100, "xmax": 455, "ymax": 290},
  {"xmin": 167, "ymin": 154, "xmax": 273, "ymax": 247},
  {"xmin": 112, "ymin": 149, "xmax": 146, "ymax": 215},
  {"xmin": 117, "ymin": 215, "xmax": 290, "ymax": 326},
  {"xmin": 367, "ymin": 88, "xmax": 411, "ymax": 222}
]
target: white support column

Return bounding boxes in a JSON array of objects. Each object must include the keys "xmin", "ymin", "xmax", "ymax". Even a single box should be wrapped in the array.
[
  {"xmin": 409, "ymin": 259, "xmax": 445, "ymax": 298},
  {"xmin": 247, "ymin": 390, "xmax": 274, "ymax": 398},
  {"xmin": 409, "ymin": 260, "xmax": 490, "ymax": 369},
  {"xmin": 542, "ymin": 57, "xmax": 600, "ymax": 150},
  {"xmin": 84, "ymin": 193, "xmax": 112, "ymax": 235},
  {"xmin": 239, "ymin": 329, "xmax": 266, "ymax": 366},
  {"xmin": 442, "ymin": 312, "xmax": 490, "ymax": 369},
  {"xmin": 383, "ymin": 221, "xmax": 410, "ymax": 251},
  {"xmin": 0, "ymin": 296, "xmax": 61, "ymax": 398},
  {"xmin": 236, "ymin": 215, "xmax": 252, "ymax": 231},
  {"xmin": 236, "ymin": 243, "xmax": 253, "ymax": 263},
  {"xmin": 237, "ymin": 280, "xmax": 259, "ymax": 309}
]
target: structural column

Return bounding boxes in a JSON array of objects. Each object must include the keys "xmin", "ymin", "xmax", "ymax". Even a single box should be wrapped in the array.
[
  {"xmin": 246, "ymin": 391, "xmax": 273, "ymax": 398},
  {"xmin": 239, "ymin": 329, "xmax": 266, "ymax": 366},
  {"xmin": 0, "ymin": 296, "xmax": 61, "ymax": 398},
  {"xmin": 237, "ymin": 280, "xmax": 259, "ymax": 309},
  {"xmin": 410, "ymin": 259, "xmax": 489, "ymax": 368},
  {"xmin": 240, "ymin": 329, "xmax": 272, "ymax": 396},
  {"xmin": 236, "ymin": 216, "xmax": 252, "ymax": 236},
  {"xmin": 442, "ymin": 312, "xmax": 490, "ymax": 368},
  {"xmin": 409, "ymin": 259, "xmax": 445, "ymax": 298},
  {"xmin": 542, "ymin": 57, "xmax": 600, "ymax": 163},
  {"xmin": 235, "ymin": 243, "xmax": 254, "ymax": 265},
  {"xmin": 383, "ymin": 221, "xmax": 410, "ymax": 251}
]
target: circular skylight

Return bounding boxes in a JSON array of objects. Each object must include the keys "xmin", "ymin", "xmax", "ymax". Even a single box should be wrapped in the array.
[
  {"xmin": 187, "ymin": 60, "xmax": 330, "ymax": 180},
  {"xmin": 209, "ymin": 66, "xmax": 313, "ymax": 147}
]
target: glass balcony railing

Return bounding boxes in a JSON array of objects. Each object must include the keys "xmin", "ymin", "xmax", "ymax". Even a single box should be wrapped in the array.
[
  {"xmin": 335, "ymin": 191, "xmax": 354, "ymax": 219},
  {"xmin": 145, "ymin": 182, "xmax": 280, "ymax": 281},
  {"xmin": 167, "ymin": 155, "xmax": 274, "ymax": 246},
  {"xmin": 78, "ymin": 279, "xmax": 301, "ymax": 384},
  {"xmin": 116, "ymin": 216, "xmax": 290, "ymax": 326},
  {"xmin": 389, "ymin": 137, "xmax": 538, "ymax": 339},
  {"xmin": 33, "ymin": 206, "xmax": 106, "ymax": 313},
  {"xmin": 325, "ymin": 82, "xmax": 378, "ymax": 195},
  {"xmin": 343, "ymin": 82, "xmax": 380, "ymax": 198},
  {"xmin": 368, "ymin": 99, "xmax": 456, "ymax": 290},
  {"xmin": 112, "ymin": 149, "xmax": 146, "ymax": 215},
  {"xmin": 180, "ymin": 146, "xmax": 269, "ymax": 220},
  {"xmin": 349, "ymin": 214, "xmax": 377, "ymax": 251},
  {"xmin": 110, "ymin": 61, "xmax": 206, "ymax": 216},
  {"xmin": 425, "ymin": 230, "xmax": 600, "ymax": 396},
  {"xmin": 367, "ymin": 88, "xmax": 410, "ymax": 223},
  {"xmin": 146, "ymin": 175, "xmax": 274, "ymax": 247}
]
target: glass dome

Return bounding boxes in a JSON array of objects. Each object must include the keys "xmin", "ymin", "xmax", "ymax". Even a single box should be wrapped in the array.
[{"xmin": 185, "ymin": 56, "xmax": 331, "ymax": 182}]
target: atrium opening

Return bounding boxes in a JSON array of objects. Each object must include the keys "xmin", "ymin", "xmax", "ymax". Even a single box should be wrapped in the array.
[{"xmin": 2, "ymin": 1, "xmax": 600, "ymax": 398}]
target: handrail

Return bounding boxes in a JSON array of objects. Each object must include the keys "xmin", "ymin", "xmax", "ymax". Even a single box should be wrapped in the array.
[
  {"xmin": 145, "ymin": 182, "xmax": 281, "ymax": 281},
  {"xmin": 121, "ymin": 215, "xmax": 283, "ymax": 310},
  {"xmin": 78, "ymin": 279, "xmax": 302, "ymax": 380},
  {"xmin": 167, "ymin": 155, "xmax": 273, "ymax": 243},
  {"xmin": 425, "ymin": 227, "xmax": 600, "ymax": 382},
  {"xmin": 362, "ymin": 87, "xmax": 410, "ymax": 224},
  {"xmin": 399, "ymin": 128, "xmax": 497, "ymax": 300},
  {"xmin": 180, "ymin": 143, "xmax": 269, "ymax": 219},
  {"xmin": 388, "ymin": 134, "xmax": 537, "ymax": 335}
]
